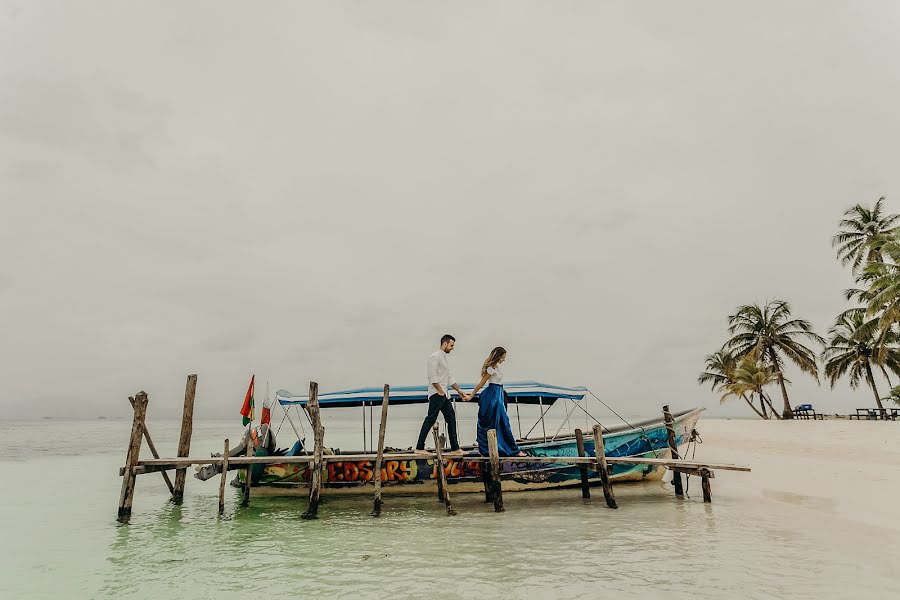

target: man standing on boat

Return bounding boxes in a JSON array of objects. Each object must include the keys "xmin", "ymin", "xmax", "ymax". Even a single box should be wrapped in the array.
[{"xmin": 415, "ymin": 334, "xmax": 470, "ymax": 457}]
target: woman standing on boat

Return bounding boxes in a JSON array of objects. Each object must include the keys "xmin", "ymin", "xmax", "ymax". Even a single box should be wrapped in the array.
[{"xmin": 470, "ymin": 347, "xmax": 527, "ymax": 457}]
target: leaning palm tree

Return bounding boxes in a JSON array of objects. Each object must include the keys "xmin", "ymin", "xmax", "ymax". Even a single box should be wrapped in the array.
[
  {"xmin": 724, "ymin": 301, "xmax": 824, "ymax": 419},
  {"xmin": 847, "ymin": 311, "xmax": 900, "ymax": 384},
  {"xmin": 698, "ymin": 350, "xmax": 768, "ymax": 419},
  {"xmin": 833, "ymin": 196, "xmax": 899, "ymax": 275},
  {"xmin": 821, "ymin": 309, "xmax": 900, "ymax": 412},
  {"xmin": 719, "ymin": 357, "xmax": 782, "ymax": 419}
]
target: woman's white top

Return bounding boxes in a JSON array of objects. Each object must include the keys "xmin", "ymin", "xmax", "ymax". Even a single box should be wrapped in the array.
[{"xmin": 486, "ymin": 365, "xmax": 503, "ymax": 385}]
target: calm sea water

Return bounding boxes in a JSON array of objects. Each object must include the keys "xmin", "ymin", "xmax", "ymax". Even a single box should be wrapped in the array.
[{"xmin": 2, "ymin": 416, "xmax": 899, "ymax": 599}]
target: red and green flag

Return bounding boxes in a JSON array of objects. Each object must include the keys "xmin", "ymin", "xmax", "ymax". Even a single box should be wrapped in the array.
[{"xmin": 240, "ymin": 375, "xmax": 255, "ymax": 426}]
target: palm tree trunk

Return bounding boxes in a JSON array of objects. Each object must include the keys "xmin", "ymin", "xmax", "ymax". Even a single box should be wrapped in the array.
[
  {"xmin": 758, "ymin": 393, "xmax": 769, "ymax": 419},
  {"xmin": 742, "ymin": 393, "xmax": 767, "ymax": 419},
  {"xmin": 768, "ymin": 347, "xmax": 793, "ymax": 419},
  {"xmin": 761, "ymin": 393, "xmax": 783, "ymax": 420},
  {"xmin": 864, "ymin": 361, "xmax": 886, "ymax": 412}
]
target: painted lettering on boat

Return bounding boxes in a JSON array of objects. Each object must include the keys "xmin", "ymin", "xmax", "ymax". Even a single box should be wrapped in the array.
[
  {"xmin": 264, "ymin": 459, "xmax": 485, "ymax": 484},
  {"xmin": 325, "ymin": 459, "xmax": 420, "ymax": 482},
  {"xmin": 430, "ymin": 460, "xmax": 481, "ymax": 479},
  {"xmin": 323, "ymin": 459, "xmax": 483, "ymax": 482}
]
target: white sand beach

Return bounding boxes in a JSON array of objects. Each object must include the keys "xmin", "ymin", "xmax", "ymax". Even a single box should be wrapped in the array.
[{"xmin": 696, "ymin": 418, "xmax": 900, "ymax": 532}]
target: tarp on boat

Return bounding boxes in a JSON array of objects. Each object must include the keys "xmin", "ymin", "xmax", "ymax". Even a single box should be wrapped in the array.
[{"xmin": 275, "ymin": 381, "xmax": 587, "ymax": 408}]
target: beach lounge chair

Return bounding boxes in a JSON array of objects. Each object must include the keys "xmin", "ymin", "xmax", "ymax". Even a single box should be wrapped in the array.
[{"xmin": 792, "ymin": 404, "xmax": 820, "ymax": 420}]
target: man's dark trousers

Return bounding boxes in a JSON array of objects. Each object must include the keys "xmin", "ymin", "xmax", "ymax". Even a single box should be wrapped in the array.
[{"xmin": 416, "ymin": 394, "xmax": 460, "ymax": 450}]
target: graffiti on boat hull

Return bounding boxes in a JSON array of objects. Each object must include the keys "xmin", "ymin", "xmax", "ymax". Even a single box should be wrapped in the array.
[
  {"xmin": 260, "ymin": 458, "xmax": 485, "ymax": 486},
  {"xmin": 255, "ymin": 416, "xmax": 696, "ymax": 487}
]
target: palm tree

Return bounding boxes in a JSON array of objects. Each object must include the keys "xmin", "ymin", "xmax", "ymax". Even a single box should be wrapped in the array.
[
  {"xmin": 724, "ymin": 301, "xmax": 824, "ymax": 419},
  {"xmin": 718, "ymin": 357, "xmax": 782, "ymax": 419},
  {"xmin": 883, "ymin": 386, "xmax": 900, "ymax": 406},
  {"xmin": 877, "ymin": 326, "xmax": 900, "ymax": 387},
  {"xmin": 842, "ymin": 248, "xmax": 900, "ymax": 370},
  {"xmin": 860, "ymin": 243, "xmax": 900, "ymax": 338},
  {"xmin": 821, "ymin": 309, "xmax": 900, "ymax": 412},
  {"xmin": 833, "ymin": 196, "xmax": 899, "ymax": 275},
  {"xmin": 698, "ymin": 350, "xmax": 768, "ymax": 419}
]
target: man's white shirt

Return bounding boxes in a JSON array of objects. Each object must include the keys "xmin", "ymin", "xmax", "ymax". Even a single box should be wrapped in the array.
[{"xmin": 427, "ymin": 350, "xmax": 455, "ymax": 398}]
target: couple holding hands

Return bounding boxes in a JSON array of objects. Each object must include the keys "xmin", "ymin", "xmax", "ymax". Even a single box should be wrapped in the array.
[{"xmin": 414, "ymin": 334, "xmax": 526, "ymax": 458}]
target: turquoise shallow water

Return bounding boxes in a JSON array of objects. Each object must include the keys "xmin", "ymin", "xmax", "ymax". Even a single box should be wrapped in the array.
[{"xmin": 2, "ymin": 417, "xmax": 899, "ymax": 599}]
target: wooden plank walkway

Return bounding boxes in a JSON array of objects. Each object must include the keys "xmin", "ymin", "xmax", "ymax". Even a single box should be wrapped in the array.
[{"xmin": 128, "ymin": 453, "xmax": 750, "ymax": 472}]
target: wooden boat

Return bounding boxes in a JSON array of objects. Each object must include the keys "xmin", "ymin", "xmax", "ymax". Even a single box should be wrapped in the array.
[{"xmin": 230, "ymin": 382, "xmax": 704, "ymax": 496}]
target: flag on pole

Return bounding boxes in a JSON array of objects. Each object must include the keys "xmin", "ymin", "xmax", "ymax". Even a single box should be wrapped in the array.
[
  {"xmin": 260, "ymin": 394, "xmax": 272, "ymax": 426},
  {"xmin": 240, "ymin": 375, "xmax": 255, "ymax": 426}
]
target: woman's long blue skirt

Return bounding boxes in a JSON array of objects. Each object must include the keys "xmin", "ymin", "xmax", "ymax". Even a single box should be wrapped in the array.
[{"xmin": 476, "ymin": 383, "xmax": 521, "ymax": 456}]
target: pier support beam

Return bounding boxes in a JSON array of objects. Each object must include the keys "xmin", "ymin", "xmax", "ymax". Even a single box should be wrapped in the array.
[
  {"xmin": 218, "ymin": 439, "xmax": 229, "ymax": 514},
  {"xmin": 372, "ymin": 385, "xmax": 390, "ymax": 517},
  {"xmin": 172, "ymin": 374, "xmax": 197, "ymax": 503},
  {"xmin": 431, "ymin": 425, "xmax": 455, "ymax": 515},
  {"xmin": 435, "ymin": 463, "xmax": 446, "ymax": 503},
  {"xmin": 118, "ymin": 391, "xmax": 148, "ymax": 522},
  {"xmin": 302, "ymin": 381, "xmax": 324, "ymax": 519},
  {"xmin": 592, "ymin": 425, "xmax": 618, "ymax": 509},
  {"xmin": 663, "ymin": 405, "xmax": 684, "ymax": 497},
  {"xmin": 574, "ymin": 428, "xmax": 590, "ymax": 499},
  {"xmin": 436, "ymin": 430, "xmax": 448, "ymax": 502},
  {"xmin": 481, "ymin": 462, "xmax": 492, "ymax": 503},
  {"xmin": 487, "ymin": 429, "xmax": 504, "ymax": 512},
  {"xmin": 241, "ymin": 431, "xmax": 252, "ymax": 506},
  {"xmin": 128, "ymin": 396, "xmax": 174, "ymax": 495},
  {"xmin": 700, "ymin": 467, "xmax": 712, "ymax": 503}
]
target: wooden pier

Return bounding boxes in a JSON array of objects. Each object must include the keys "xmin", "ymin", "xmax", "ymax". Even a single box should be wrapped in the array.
[{"xmin": 116, "ymin": 377, "xmax": 750, "ymax": 522}]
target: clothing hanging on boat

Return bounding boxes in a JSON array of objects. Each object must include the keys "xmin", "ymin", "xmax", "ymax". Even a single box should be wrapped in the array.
[{"xmin": 476, "ymin": 382, "xmax": 521, "ymax": 456}]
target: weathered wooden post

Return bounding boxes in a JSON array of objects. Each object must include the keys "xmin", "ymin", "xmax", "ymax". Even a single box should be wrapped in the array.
[
  {"xmin": 372, "ymin": 385, "xmax": 390, "ymax": 516},
  {"xmin": 431, "ymin": 425, "xmax": 455, "ymax": 515},
  {"xmin": 118, "ymin": 391, "xmax": 148, "ymax": 522},
  {"xmin": 487, "ymin": 429, "xmax": 504, "ymax": 512},
  {"xmin": 435, "ymin": 460, "xmax": 446, "ymax": 503},
  {"xmin": 129, "ymin": 396, "xmax": 174, "ymax": 495},
  {"xmin": 218, "ymin": 439, "xmax": 229, "ymax": 514},
  {"xmin": 592, "ymin": 424, "xmax": 618, "ymax": 509},
  {"xmin": 700, "ymin": 467, "xmax": 712, "ymax": 503},
  {"xmin": 172, "ymin": 374, "xmax": 197, "ymax": 503},
  {"xmin": 241, "ymin": 430, "xmax": 252, "ymax": 506},
  {"xmin": 302, "ymin": 381, "xmax": 324, "ymax": 519},
  {"xmin": 481, "ymin": 462, "xmax": 493, "ymax": 503},
  {"xmin": 437, "ymin": 429, "xmax": 448, "ymax": 502},
  {"xmin": 663, "ymin": 405, "xmax": 684, "ymax": 497},
  {"xmin": 574, "ymin": 428, "xmax": 590, "ymax": 499}
]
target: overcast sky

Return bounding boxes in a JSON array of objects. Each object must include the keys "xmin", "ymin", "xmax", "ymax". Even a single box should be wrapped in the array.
[{"xmin": 3, "ymin": 1, "xmax": 900, "ymax": 421}]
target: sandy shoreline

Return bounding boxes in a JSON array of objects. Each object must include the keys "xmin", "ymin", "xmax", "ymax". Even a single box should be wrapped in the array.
[{"xmin": 696, "ymin": 418, "xmax": 900, "ymax": 532}]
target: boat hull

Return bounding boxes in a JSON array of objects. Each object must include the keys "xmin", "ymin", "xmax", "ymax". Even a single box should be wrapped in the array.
[{"xmin": 245, "ymin": 408, "xmax": 703, "ymax": 496}]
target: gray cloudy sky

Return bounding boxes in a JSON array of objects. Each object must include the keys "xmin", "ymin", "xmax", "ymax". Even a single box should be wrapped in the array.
[{"xmin": 3, "ymin": 1, "xmax": 900, "ymax": 420}]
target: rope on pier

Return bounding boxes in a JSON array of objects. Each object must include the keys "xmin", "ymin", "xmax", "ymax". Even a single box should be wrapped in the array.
[
  {"xmin": 585, "ymin": 388, "xmax": 660, "ymax": 458},
  {"xmin": 681, "ymin": 428, "xmax": 702, "ymax": 496}
]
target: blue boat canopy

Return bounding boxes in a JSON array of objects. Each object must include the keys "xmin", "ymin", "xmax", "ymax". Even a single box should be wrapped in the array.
[{"xmin": 276, "ymin": 381, "xmax": 587, "ymax": 409}]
